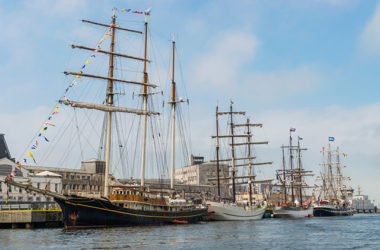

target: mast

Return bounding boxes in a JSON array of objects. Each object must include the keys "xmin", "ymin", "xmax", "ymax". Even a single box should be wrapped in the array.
[
  {"xmin": 289, "ymin": 131, "xmax": 295, "ymax": 204},
  {"xmin": 140, "ymin": 15, "xmax": 148, "ymax": 187},
  {"xmin": 230, "ymin": 103, "xmax": 236, "ymax": 203},
  {"xmin": 246, "ymin": 118, "xmax": 253, "ymax": 207},
  {"xmin": 215, "ymin": 106, "xmax": 221, "ymax": 199},
  {"xmin": 170, "ymin": 34, "xmax": 176, "ymax": 189},
  {"xmin": 297, "ymin": 137, "xmax": 303, "ymax": 206},
  {"xmin": 281, "ymin": 145, "xmax": 287, "ymax": 203},
  {"xmin": 327, "ymin": 143, "xmax": 333, "ymax": 200},
  {"xmin": 104, "ymin": 9, "xmax": 116, "ymax": 197},
  {"xmin": 336, "ymin": 146, "xmax": 342, "ymax": 199}
]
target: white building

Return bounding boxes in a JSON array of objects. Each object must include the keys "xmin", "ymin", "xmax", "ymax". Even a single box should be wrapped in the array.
[
  {"xmin": 175, "ymin": 155, "xmax": 229, "ymax": 187},
  {"xmin": 0, "ymin": 157, "xmax": 62, "ymax": 203}
]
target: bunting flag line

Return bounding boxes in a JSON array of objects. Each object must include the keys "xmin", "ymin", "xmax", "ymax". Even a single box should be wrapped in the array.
[
  {"xmin": 27, "ymin": 151, "xmax": 37, "ymax": 164},
  {"xmin": 21, "ymin": 22, "xmax": 116, "ymax": 170},
  {"xmin": 61, "ymin": 24, "xmax": 113, "ymax": 100},
  {"xmin": 44, "ymin": 122, "xmax": 55, "ymax": 126},
  {"xmin": 120, "ymin": 8, "xmax": 151, "ymax": 16}
]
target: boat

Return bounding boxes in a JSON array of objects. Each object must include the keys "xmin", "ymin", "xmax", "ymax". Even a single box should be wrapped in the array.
[
  {"xmin": 272, "ymin": 129, "xmax": 314, "ymax": 218},
  {"xmin": 206, "ymin": 103, "xmax": 272, "ymax": 221},
  {"xmin": 6, "ymin": 9, "xmax": 208, "ymax": 228},
  {"xmin": 313, "ymin": 141, "xmax": 354, "ymax": 217}
]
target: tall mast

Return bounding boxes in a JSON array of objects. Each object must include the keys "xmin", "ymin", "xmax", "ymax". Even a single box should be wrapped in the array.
[
  {"xmin": 246, "ymin": 118, "xmax": 253, "ymax": 207},
  {"xmin": 215, "ymin": 106, "xmax": 221, "ymax": 199},
  {"xmin": 170, "ymin": 34, "xmax": 176, "ymax": 189},
  {"xmin": 140, "ymin": 15, "xmax": 149, "ymax": 187},
  {"xmin": 327, "ymin": 143, "xmax": 335, "ymax": 200},
  {"xmin": 297, "ymin": 137, "xmax": 303, "ymax": 205},
  {"xmin": 336, "ymin": 146, "xmax": 342, "ymax": 199},
  {"xmin": 104, "ymin": 9, "xmax": 116, "ymax": 197},
  {"xmin": 289, "ymin": 131, "xmax": 295, "ymax": 203},
  {"xmin": 281, "ymin": 145, "xmax": 287, "ymax": 203},
  {"xmin": 230, "ymin": 103, "xmax": 236, "ymax": 203}
]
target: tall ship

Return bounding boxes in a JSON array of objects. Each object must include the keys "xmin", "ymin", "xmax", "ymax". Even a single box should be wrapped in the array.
[
  {"xmin": 313, "ymin": 140, "xmax": 354, "ymax": 217},
  {"xmin": 273, "ymin": 129, "xmax": 314, "ymax": 218},
  {"xmin": 206, "ymin": 103, "xmax": 273, "ymax": 221},
  {"xmin": 6, "ymin": 9, "xmax": 207, "ymax": 228}
]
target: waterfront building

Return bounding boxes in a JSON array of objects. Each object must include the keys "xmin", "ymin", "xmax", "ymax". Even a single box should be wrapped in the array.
[
  {"xmin": 25, "ymin": 158, "xmax": 108, "ymax": 198},
  {"xmin": 174, "ymin": 155, "xmax": 229, "ymax": 186},
  {"xmin": 0, "ymin": 134, "xmax": 62, "ymax": 204},
  {"xmin": 352, "ymin": 194, "xmax": 377, "ymax": 213}
]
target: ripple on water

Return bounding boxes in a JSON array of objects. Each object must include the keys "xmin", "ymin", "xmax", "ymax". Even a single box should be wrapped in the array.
[{"xmin": 0, "ymin": 214, "xmax": 379, "ymax": 249}]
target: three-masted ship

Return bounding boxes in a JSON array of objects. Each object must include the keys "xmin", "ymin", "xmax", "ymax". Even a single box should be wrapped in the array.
[
  {"xmin": 7, "ymin": 9, "xmax": 207, "ymax": 228},
  {"xmin": 206, "ymin": 103, "xmax": 272, "ymax": 221},
  {"xmin": 273, "ymin": 130, "xmax": 314, "ymax": 218},
  {"xmin": 313, "ymin": 142, "xmax": 354, "ymax": 217}
]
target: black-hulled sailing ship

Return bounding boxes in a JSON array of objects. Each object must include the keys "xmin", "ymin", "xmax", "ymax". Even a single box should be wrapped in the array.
[
  {"xmin": 7, "ymin": 9, "xmax": 207, "ymax": 228},
  {"xmin": 313, "ymin": 141, "xmax": 354, "ymax": 217},
  {"xmin": 273, "ymin": 130, "xmax": 314, "ymax": 218}
]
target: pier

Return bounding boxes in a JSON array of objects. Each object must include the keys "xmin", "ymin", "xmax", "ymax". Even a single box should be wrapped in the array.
[{"xmin": 0, "ymin": 202, "xmax": 62, "ymax": 229}]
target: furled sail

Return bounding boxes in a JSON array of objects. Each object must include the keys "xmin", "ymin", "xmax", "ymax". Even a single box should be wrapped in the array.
[{"xmin": 59, "ymin": 100, "xmax": 159, "ymax": 115}]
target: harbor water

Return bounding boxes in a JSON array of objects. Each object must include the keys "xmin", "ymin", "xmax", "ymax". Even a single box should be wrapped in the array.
[{"xmin": 0, "ymin": 214, "xmax": 379, "ymax": 249}]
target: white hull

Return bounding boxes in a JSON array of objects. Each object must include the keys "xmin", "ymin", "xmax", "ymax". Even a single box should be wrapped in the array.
[
  {"xmin": 273, "ymin": 206, "xmax": 313, "ymax": 218},
  {"xmin": 206, "ymin": 201, "xmax": 266, "ymax": 221}
]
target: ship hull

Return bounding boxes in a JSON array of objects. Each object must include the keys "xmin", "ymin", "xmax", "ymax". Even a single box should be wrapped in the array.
[
  {"xmin": 273, "ymin": 206, "xmax": 313, "ymax": 218},
  {"xmin": 313, "ymin": 206, "xmax": 354, "ymax": 217},
  {"xmin": 206, "ymin": 201, "xmax": 265, "ymax": 221},
  {"xmin": 55, "ymin": 196, "xmax": 208, "ymax": 229}
]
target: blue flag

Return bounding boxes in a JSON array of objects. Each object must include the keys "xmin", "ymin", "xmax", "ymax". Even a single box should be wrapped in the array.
[
  {"xmin": 298, "ymin": 136, "xmax": 303, "ymax": 140},
  {"xmin": 329, "ymin": 137, "xmax": 335, "ymax": 142}
]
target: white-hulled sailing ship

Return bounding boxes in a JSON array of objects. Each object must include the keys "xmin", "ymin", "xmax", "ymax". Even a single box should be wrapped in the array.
[
  {"xmin": 206, "ymin": 103, "xmax": 273, "ymax": 221},
  {"xmin": 273, "ymin": 130, "xmax": 314, "ymax": 218},
  {"xmin": 6, "ymin": 9, "xmax": 208, "ymax": 228},
  {"xmin": 313, "ymin": 141, "xmax": 354, "ymax": 216}
]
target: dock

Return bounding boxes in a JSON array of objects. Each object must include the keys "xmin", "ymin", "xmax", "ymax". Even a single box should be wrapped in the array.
[{"xmin": 0, "ymin": 202, "xmax": 62, "ymax": 229}]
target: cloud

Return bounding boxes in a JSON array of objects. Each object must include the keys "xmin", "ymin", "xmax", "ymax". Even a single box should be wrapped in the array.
[
  {"xmin": 243, "ymin": 65, "xmax": 321, "ymax": 102},
  {"xmin": 190, "ymin": 30, "xmax": 259, "ymax": 89},
  {"xmin": 360, "ymin": 4, "xmax": 380, "ymax": 54}
]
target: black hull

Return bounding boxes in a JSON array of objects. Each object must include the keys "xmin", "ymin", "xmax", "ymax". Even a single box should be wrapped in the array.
[
  {"xmin": 313, "ymin": 206, "xmax": 354, "ymax": 217},
  {"xmin": 54, "ymin": 196, "xmax": 208, "ymax": 229}
]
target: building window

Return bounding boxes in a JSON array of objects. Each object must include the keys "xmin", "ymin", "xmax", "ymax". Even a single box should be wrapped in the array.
[{"xmin": 37, "ymin": 183, "xmax": 40, "ymax": 189}]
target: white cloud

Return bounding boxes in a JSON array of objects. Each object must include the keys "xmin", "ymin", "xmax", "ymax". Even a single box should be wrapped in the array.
[
  {"xmin": 360, "ymin": 4, "xmax": 380, "ymax": 54},
  {"xmin": 190, "ymin": 30, "xmax": 259, "ymax": 89},
  {"xmin": 243, "ymin": 65, "xmax": 321, "ymax": 102}
]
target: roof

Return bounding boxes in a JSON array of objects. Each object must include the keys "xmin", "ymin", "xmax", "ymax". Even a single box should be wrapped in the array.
[
  {"xmin": 35, "ymin": 170, "xmax": 62, "ymax": 177},
  {"xmin": 0, "ymin": 134, "xmax": 11, "ymax": 160}
]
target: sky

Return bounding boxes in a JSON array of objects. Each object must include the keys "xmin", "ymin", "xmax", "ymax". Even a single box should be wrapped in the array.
[{"xmin": 1, "ymin": 0, "xmax": 380, "ymax": 203}]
